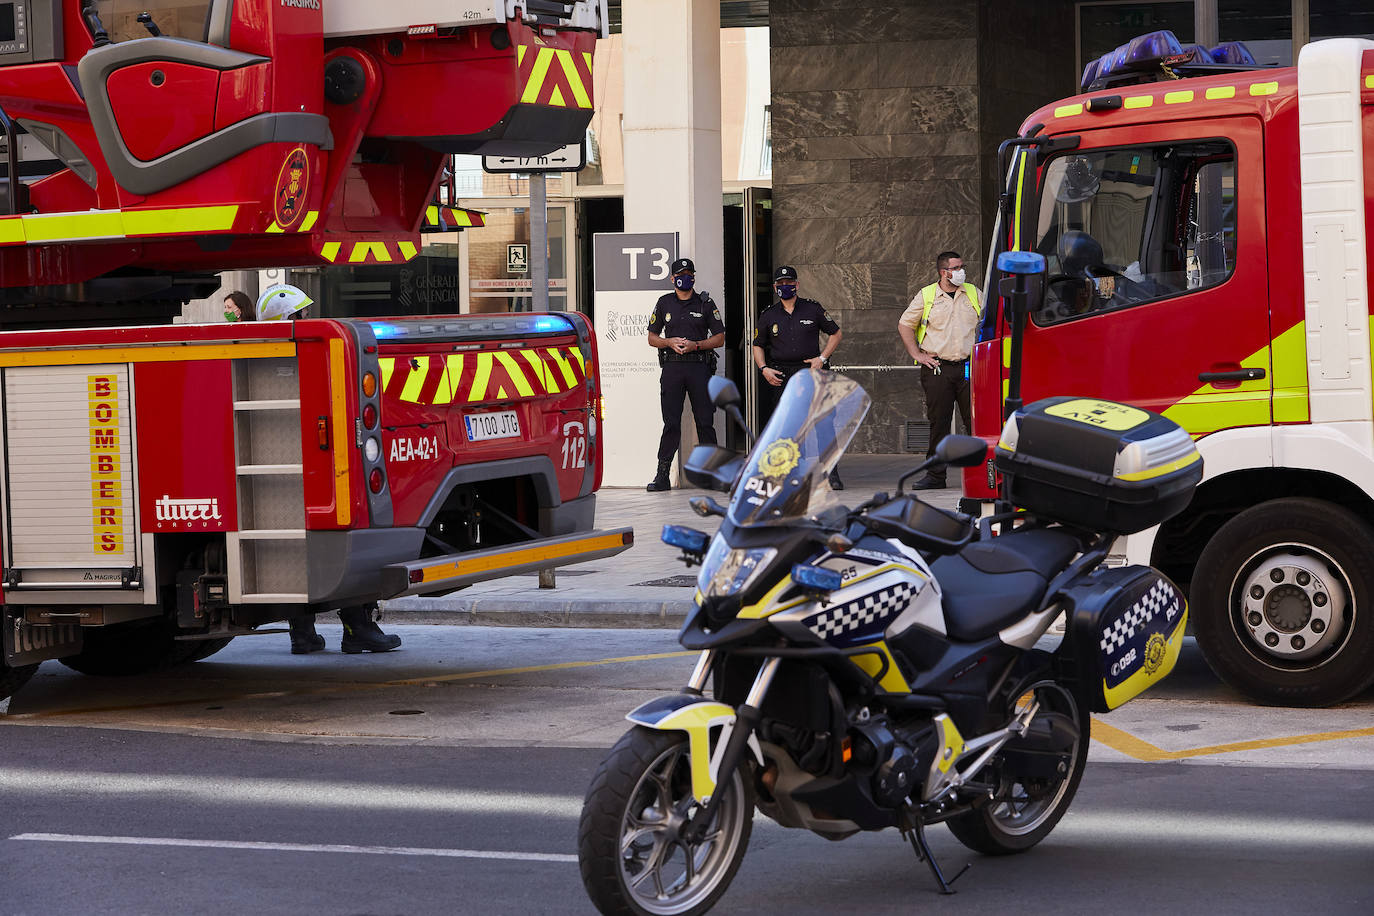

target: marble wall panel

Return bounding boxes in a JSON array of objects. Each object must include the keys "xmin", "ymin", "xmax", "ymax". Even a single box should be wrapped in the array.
[
  {"xmin": 870, "ymin": 262, "xmax": 910, "ymax": 310},
  {"xmin": 786, "ymin": 263, "xmax": 871, "ymax": 312},
  {"xmin": 876, "ymin": 40, "xmax": 978, "ymax": 89},
  {"xmin": 886, "ymin": 178, "xmax": 980, "ymax": 216},
  {"xmin": 771, "ymin": 7, "xmax": 909, "ymax": 48},
  {"xmin": 850, "ymin": 155, "xmax": 977, "ymax": 183},
  {"xmin": 772, "ymin": 88, "xmax": 920, "ymax": 139},
  {"xmin": 773, "ymin": 182, "xmax": 888, "ymax": 220},
  {"xmin": 775, "ymin": 159, "xmax": 853, "ymax": 185},
  {"xmin": 909, "ymin": 86, "xmax": 978, "ymax": 134},
  {"xmin": 772, "ymin": 44, "xmax": 879, "ymax": 92}
]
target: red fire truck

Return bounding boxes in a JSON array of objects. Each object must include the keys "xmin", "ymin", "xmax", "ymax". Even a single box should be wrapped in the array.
[
  {"xmin": 968, "ymin": 31, "xmax": 1374, "ymax": 706},
  {"xmin": 0, "ymin": 1, "xmax": 626, "ymax": 700}
]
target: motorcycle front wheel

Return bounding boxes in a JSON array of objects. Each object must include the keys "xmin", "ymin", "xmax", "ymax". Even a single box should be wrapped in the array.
[
  {"xmin": 945, "ymin": 681, "xmax": 1089, "ymax": 855},
  {"xmin": 578, "ymin": 726, "xmax": 753, "ymax": 916}
]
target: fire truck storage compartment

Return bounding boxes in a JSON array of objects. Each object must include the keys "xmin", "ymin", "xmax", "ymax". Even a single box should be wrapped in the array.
[
  {"xmin": 228, "ymin": 355, "xmax": 306, "ymax": 604},
  {"xmin": 1, "ymin": 363, "xmax": 141, "ymax": 593},
  {"xmin": 994, "ymin": 396, "xmax": 1202, "ymax": 536}
]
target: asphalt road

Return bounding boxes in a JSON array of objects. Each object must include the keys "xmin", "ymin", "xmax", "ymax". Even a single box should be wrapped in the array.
[{"xmin": 2, "ymin": 626, "xmax": 1373, "ymax": 915}]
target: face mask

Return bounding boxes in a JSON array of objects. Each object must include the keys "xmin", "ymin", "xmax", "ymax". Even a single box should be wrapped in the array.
[
  {"xmin": 948, "ymin": 268, "xmax": 966, "ymax": 286},
  {"xmin": 776, "ymin": 284, "xmax": 797, "ymax": 300},
  {"xmin": 224, "ymin": 310, "xmax": 239, "ymax": 322},
  {"xmin": 673, "ymin": 274, "xmax": 695, "ymax": 291}
]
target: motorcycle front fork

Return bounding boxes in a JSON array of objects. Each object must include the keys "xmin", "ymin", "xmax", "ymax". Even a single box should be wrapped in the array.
[{"xmin": 682, "ymin": 654, "xmax": 779, "ymax": 840}]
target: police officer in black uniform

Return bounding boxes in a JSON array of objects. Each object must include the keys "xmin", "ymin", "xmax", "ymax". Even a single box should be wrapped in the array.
[
  {"xmin": 645, "ymin": 257, "xmax": 725, "ymax": 492},
  {"xmin": 753, "ymin": 265, "xmax": 845, "ymax": 489}
]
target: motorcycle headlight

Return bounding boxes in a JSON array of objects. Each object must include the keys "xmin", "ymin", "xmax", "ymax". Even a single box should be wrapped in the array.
[{"xmin": 700, "ymin": 539, "xmax": 777, "ymax": 599}]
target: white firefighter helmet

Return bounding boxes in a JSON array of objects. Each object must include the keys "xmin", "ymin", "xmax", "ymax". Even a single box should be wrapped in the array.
[{"xmin": 257, "ymin": 284, "xmax": 314, "ymax": 320}]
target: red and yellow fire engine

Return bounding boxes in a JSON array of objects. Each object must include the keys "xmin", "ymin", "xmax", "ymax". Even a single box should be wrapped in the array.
[
  {"xmin": 0, "ymin": 1, "xmax": 625, "ymax": 700},
  {"xmin": 969, "ymin": 30, "xmax": 1374, "ymax": 706}
]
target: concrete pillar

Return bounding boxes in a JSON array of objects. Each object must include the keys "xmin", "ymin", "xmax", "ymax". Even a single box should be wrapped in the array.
[
  {"xmin": 622, "ymin": 0, "xmax": 724, "ymax": 299},
  {"xmin": 621, "ymin": 0, "xmax": 725, "ymax": 472}
]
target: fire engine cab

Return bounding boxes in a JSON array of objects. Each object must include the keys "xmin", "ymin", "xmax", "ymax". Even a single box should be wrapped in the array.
[
  {"xmin": 970, "ymin": 30, "xmax": 1374, "ymax": 706},
  {"xmin": 0, "ymin": 1, "xmax": 626, "ymax": 702}
]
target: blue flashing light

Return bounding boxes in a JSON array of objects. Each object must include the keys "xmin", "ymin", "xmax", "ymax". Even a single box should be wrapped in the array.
[
  {"xmin": 369, "ymin": 322, "xmax": 409, "ymax": 339},
  {"xmin": 662, "ymin": 524, "xmax": 709, "ymax": 554},
  {"xmin": 997, "ymin": 251, "xmax": 1047, "ymax": 276},
  {"xmin": 530, "ymin": 314, "xmax": 574, "ymax": 334},
  {"xmin": 1176, "ymin": 43, "xmax": 1215, "ymax": 64},
  {"xmin": 792, "ymin": 563, "xmax": 843, "ymax": 593},
  {"xmin": 1210, "ymin": 41, "xmax": 1257, "ymax": 66},
  {"xmin": 1099, "ymin": 43, "xmax": 1130, "ymax": 77},
  {"xmin": 1080, "ymin": 57, "xmax": 1102, "ymax": 91},
  {"xmin": 1123, "ymin": 30, "xmax": 1184, "ymax": 68}
]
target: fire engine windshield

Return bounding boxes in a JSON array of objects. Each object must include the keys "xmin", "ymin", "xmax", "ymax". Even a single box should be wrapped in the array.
[
  {"xmin": 1031, "ymin": 140, "xmax": 1236, "ymax": 325},
  {"xmin": 93, "ymin": 1, "xmax": 216, "ymax": 43}
]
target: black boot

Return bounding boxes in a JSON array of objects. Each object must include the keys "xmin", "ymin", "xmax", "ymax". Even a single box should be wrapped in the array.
[
  {"xmin": 646, "ymin": 459, "xmax": 672, "ymax": 492},
  {"xmin": 828, "ymin": 467, "xmax": 844, "ymax": 491},
  {"xmin": 288, "ymin": 615, "xmax": 325, "ymax": 655},
  {"xmin": 339, "ymin": 605, "xmax": 401, "ymax": 653}
]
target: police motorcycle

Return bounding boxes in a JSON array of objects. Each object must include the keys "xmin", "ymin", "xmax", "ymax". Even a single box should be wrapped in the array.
[{"xmin": 577, "ymin": 253, "xmax": 1204, "ymax": 916}]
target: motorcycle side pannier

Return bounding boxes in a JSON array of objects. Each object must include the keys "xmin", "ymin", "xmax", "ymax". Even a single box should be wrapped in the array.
[
  {"xmin": 1062, "ymin": 564, "xmax": 1187, "ymax": 712},
  {"xmin": 993, "ymin": 396, "xmax": 1202, "ymax": 535}
]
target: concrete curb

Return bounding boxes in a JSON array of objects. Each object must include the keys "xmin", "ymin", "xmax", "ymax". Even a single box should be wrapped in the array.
[{"xmin": 381, "ymin": 598, "xmax": 689, "ymax": 629}]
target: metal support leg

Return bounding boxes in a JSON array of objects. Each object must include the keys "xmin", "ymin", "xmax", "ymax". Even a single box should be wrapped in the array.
[{"xmin": 906, "ymin": 822, "xmax": 969, "ymax": 895}]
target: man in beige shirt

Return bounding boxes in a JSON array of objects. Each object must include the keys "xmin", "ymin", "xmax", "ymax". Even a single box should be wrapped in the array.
[{"xmin": 897, "ymin": 250, "xmax": 982, "ymax": 489}]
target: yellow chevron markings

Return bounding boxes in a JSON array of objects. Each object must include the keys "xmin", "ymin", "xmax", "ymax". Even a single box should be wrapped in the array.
[
  {"xmin": 496, "ymin": 351, "xmax": 536, "ymax": 397},
  {"xmin": 521, "ymin": 349, "xmax": 554, "ymax": 393},
  {"xmin": 320, "ymin": 241, "xmax": 342, "ymax": 262},
  {"xmin": 399, "ymin": 356, "xmax": 430, "ymax": 403},
  {"xmin": 522, "ymin": 47, "xmax": 556, "ymax": 104},
  {"xmin": 556, "ymin": 49, "xmax": 591, "ymax": 108},
  {"xmin": 548, "ymin": 347, "xmax": 578, "ymax": 388},
  {"xmin": 469, "ymin": 352, "xmax": 494, "ymax": 402},
  {"xmin": 378, "ymin": 357, "xmax": 396, "ymax": 392},
  {"xmin": 432, "ymin": 354, "xmax": 464, "ymax": 405},
  {"xmin": 566, "ymin": 346, "xmax": 585, "ymax": 374}
]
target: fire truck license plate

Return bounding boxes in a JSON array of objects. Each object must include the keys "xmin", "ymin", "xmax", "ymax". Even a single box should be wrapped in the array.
[{"xmin": 464, "ymin": 410, "xmax": 521, "ymax": 442}]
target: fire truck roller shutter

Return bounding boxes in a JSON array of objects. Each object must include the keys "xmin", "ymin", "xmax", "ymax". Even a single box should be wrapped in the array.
[{"xmin": 76, "ymin": 38, "xmax": 333, "ymax": 196}]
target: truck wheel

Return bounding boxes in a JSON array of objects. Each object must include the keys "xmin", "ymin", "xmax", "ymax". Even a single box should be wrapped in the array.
[
  {"xmin": 1192, "ymin": 498, "xmax": 1374, "ymax": 707},
  {"xmin": 58, "ymin": 620, "xmax": 183, "ymax": 677},
  {"xmin": 0, "ymin": 660, "xmax": 39, "ymax": 702}
]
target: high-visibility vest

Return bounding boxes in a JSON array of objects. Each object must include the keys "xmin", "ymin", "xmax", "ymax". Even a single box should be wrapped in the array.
[{"xmin": 916, "ymin": 282, "xmax": 981, "ymax": 344}]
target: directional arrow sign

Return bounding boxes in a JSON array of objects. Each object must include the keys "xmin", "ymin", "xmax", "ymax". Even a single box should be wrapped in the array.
[{"xmin": 482, "ymin": 141, "xmax": 587, "ymax": 174}]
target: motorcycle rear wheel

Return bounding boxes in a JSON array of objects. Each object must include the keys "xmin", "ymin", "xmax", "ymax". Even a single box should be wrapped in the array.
[
  {"xmin": 579, "ymin": 726, "xmax": 753, "ymax": 916},
  {"xmin": 945, "ymin": 682, "xmax": 1088, "ymax": 855}
]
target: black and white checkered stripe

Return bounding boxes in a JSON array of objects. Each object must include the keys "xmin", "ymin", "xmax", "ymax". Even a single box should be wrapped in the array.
[
  {"xmin": 1100, "ymin": 579, "xmax": 1175, "ymax": 655},
  {"xmin": 805, "ymin": 582, "xmax": 917, "ymax": 640}
]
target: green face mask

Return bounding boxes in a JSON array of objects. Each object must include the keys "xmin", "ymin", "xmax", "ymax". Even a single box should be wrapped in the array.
[{"xmin": 224, "ymin": 311, "xmax": 239, "ymax": 322}]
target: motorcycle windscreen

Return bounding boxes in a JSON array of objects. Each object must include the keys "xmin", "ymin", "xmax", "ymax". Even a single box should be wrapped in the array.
[{"xmin": 728, "ymin": 369, "xmax": 870, "ymax": 528}]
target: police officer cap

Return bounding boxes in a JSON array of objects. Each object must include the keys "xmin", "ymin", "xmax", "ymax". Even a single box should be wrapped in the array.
[
  {"xmin": 670, "ymin": 257, "xmax": 695, "ymax": 275},
  {"xmin": 773, "ymin": 265, "xmax": 798, "ymax": 282}
]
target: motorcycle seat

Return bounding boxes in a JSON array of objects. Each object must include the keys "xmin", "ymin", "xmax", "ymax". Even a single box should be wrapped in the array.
[{"xmin": 931, "ymin": 529, "xmax": 1081, "ymax": 641}]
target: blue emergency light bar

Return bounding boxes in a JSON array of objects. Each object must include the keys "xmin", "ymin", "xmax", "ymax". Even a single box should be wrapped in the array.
[
  {"xmin": 1080, "ymin": 29, "xmax": 1263, "ymax": 92},
  {"xmin": 367, "ymin": 313, "xmax": 574, "ymax": 341}
]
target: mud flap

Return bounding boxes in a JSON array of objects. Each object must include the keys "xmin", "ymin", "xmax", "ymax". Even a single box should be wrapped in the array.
[
  {"xmin": 4, "ymin": 610, "xmax": 81, "ymax": 666},
  {"xmin": 627, "ymin": 694, "xmax": 764, "ymax": 804}
]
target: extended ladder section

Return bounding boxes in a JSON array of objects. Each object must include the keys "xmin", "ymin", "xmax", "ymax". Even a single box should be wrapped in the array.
[{"xmin": 227, "ymin": 356, "xmax": 306, "ymax": 604}]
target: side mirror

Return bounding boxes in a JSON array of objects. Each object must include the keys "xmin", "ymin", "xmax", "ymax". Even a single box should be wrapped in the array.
[
  {"xmin": 708, "ymin": 375, "xmax": 742, "ymax": 409},
  {"xmin": 934, "ymin": 434, "xmax": 988, "ymax": 469},
  {"xmin": 684, "ymin": 443, "xmax": 746, "ymax": 493}
]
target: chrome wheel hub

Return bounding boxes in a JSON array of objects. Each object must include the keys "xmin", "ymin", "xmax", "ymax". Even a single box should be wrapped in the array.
[{"xmin": 1238, "ymin": 550, "xmax": 1347, "ymax": 662}]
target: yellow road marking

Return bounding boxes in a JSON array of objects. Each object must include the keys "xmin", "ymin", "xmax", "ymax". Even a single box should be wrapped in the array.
[
  {"xmin": 1091, "ymin": 717, "xmax": 1374, "ymax": 762},
  {"xmin": 1, "ymin": 651, "xmax": 696, "ymax": 720}
]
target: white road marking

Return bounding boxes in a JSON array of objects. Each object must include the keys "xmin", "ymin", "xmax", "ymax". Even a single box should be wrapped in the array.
[
  {"xmin": 0, "ymin": 767, "xmax": 582, "ymax": 817},
  {"xmin": 9, "ymin": 833, "xmax": 577, "ymax": 863}
]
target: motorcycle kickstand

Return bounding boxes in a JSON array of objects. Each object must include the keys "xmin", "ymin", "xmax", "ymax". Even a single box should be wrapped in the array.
[{"xmin": 904, "ymin": 822, "xmax": 969, "ymax": 895}]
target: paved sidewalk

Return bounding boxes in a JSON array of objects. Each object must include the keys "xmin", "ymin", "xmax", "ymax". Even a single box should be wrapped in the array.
[{"xmin": 383, "ymin": 454, "xmax": 965, "ymax": 629}]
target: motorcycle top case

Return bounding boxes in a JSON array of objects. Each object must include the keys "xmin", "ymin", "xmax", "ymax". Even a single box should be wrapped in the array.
[
  {"xmin": 1063, "ymin": 564, "xmax": 1187, "ymax": 712},
  {"xmin": 994, "ymin": 396, "xmax": 1201, "ymax": 535}
]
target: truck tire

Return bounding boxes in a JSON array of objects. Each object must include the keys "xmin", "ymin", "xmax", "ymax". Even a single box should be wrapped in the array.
[
  {"xmin": 0, "ymin": 660, "xmax": 39, "ymax": 702},
  {"xmin": 1192, "ymin": 498, "xmax": 1374, "ymax": 707},
  {"xmin": 58, "ymin": 619, "xmax": 184, "ymax": 677}
]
